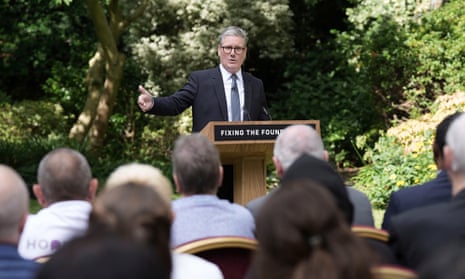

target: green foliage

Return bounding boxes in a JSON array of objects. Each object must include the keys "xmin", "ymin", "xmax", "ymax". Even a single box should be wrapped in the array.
[
  {"xmin": 0, "ymin": 137, "xmax": 74, "ymax": 188},
  {"xmin": 271, "ymin": 40, "xmax": 384, "ymax": 167},
  {"xmin": 4, "ymin": 0, "xmax": 465, "ymax": 209},
  {"xmin": 403, "ymin": 0, "xmax": 465, "ymax": 112},
  {"xmin": 0, "ymin": 0, "xmax": 93, "ymax": 101},
  {"xmin": 130, "ymin": 0, "xmax": 293, "ymax": 97},
  {"xmin": 0, "ymin": 100, "xmax": 72, "ymax": 141},
  {"xmin": 0, "ymin": 99, "xmax": 74, "ymax": 187},
  {"xmin": 335, "ymin": 4, "xmax": 418, "ymax": 120},
  {"xmin": 353, "ymin": 132, "xmax": 436, "ymax": 208},
  {"xmin": 353, "ymin": 92, "xmax": 465, "ymax": 209}
]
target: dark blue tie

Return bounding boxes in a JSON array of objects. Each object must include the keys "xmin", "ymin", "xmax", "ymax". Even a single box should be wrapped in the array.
[{"xmin": 231, "ymin": 74, "xmax": 240, "ymax": 121}]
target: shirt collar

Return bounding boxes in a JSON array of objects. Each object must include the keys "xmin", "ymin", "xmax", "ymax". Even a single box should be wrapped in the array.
[{"xmin": 219, "ymin": 64, "xmax": 242, "ymax": 82}]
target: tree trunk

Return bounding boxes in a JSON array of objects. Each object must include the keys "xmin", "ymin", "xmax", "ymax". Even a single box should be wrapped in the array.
[
  {"xmin": 68, "ymin": 46, "xmax": 104, "ymax": 143},
  {"xmin": 69, "ymin": 0, "xmax": 147, "ymax": 151},
  {"xmin": 88, "ymin": 52, "xmax": 125, "ymax": 149}
]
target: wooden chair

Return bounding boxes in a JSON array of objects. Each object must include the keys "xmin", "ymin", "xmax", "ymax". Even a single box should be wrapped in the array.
[
  {"xmin": 174, "ymin": 236, "xmax": 257, "ymax": 279},
  {"xmin": 372, "ymin": 265, "xmax": 418, "ymax": 279},
  {"xmin": 352, "ymin": 225, "xmax": 390, "ymax": 242},
  {"xmin": 35, "ymin": 256, "xmax": 51, "ymax": 263},
  {"xmin": 352, "ymin": 225, "xmax": 398, "ymax": 264}
]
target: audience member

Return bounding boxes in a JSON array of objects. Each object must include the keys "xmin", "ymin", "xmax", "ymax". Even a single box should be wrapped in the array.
[
  {"xmin": 105, "ymin": 162, "xmax": 173, "ymax": 204},
  {"xmin": 281, "ymin": 153, "xmax": 398, "ymax": 265},
  {"xmin": 170, "ymin": 133, "xmax": 255, "ymax": 247},
  {"xmin": 246, "ymin": 124, "xmax": 374, "ymax": 226},
  {"xmin": 89, "ymin": 181, "xmax": 224, "ymax": 279},
  {"xmin": 18, "ymin": 148, "xmax": 98, "ymax": 260},
  {"xmin": 417, "ymin": 239, "xmax": 465, "ymax": 279},
  {"xmin": 281, "ymin": 153, "xmax": 354, "ymax": 224},
  {"xmin": 247, "ymin": 179, "xmax": 374, "ymax": 279},
  {"xmin": 0, "ymin": 165, "xmax": 39, "ymax": 279},
  {"xmin": 382, "ymin": 112, "xmax": 462, "ymax": 230},
  {"xmin": 388, "ymin": 113, "xmax": 465, "ymax": 269},
  {"xmin": 36, "ymin": 234, "xmax": 170, "ymax": 279}
]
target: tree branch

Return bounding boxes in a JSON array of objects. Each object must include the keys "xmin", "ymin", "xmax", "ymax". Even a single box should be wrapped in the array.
[{"xmin": 85, "ymin": 0, "xmax": 118, "ymax": 63}]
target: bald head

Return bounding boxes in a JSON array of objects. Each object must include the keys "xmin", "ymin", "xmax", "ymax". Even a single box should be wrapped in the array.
[
  {"xmin": 444, "ymin": 114, "xmax": 465, "ymax": 195},
  {"xmin": 36, "ymin": 148, "xmax": 95, "ymax": 204},
  {"xmin": 445, "ymin": 114, "xmax": 465, "ymax": 173},
  {"xmin": 0, "ymin": 165, "xmax": 29, "ymax": 242},
  {"xmin": 273, "ymin": 125, "xmax": 326, "ymax": 173},
  {"xmin": 105, "ymin": 163, "xmax": 173, "ymax": 206}
]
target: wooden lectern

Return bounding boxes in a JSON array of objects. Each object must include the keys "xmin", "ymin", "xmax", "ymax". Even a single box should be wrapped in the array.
[{"xmin": 200, "ymin": 120, "xmax": 320, "ymax": 205}]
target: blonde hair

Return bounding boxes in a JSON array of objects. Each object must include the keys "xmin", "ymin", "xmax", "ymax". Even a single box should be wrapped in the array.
[{"xmin": 105, "ymin": 163, "xmax": 173, "ymax": 205}]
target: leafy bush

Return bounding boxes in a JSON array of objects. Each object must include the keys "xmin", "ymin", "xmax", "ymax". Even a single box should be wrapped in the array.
[
  {"xmin": 0, "ymin": 137, "xmax": 73, "ymax": 191},
  {"xmin": 354, "ymin": 132, "xmax": 436, "ymax": 208},
  {"xmin": 0, "ymin": 100, "xmax": 72, "ymax": 142},
  {"xmin": 271, "ymin": 41, "xmax": 384, "ymax": 167},
  {"xmin": 353, "ymin": 92, "xmax": 465, "ymax": 209},
  {"xmin": 404, "ymin": 0, "xmax": 465, "ymax": 113}
]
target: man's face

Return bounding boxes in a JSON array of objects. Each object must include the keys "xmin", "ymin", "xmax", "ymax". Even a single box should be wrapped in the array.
[{"xmin": 217, "ymin": 35, "xmax": 247, "ymax": 74}]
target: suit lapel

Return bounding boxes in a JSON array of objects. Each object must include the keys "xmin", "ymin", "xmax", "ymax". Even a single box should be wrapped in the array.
[
  {"xmin": 212, "ymin": 67, "xmax": 228, "ymax": 120},
  {"xmin": 243, "ymin": 72, "xmax": 253, "ymax": 119}
]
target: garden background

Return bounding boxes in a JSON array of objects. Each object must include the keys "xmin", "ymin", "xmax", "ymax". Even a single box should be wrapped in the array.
[{"xmin": 2, "ymin": 0, "xmax": 464, "ymax": 227}]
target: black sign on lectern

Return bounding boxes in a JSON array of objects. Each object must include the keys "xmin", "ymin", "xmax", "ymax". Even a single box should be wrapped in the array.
[{"xmin": 213, "ymin": 123, "xmax": 318, "ymax": 141}]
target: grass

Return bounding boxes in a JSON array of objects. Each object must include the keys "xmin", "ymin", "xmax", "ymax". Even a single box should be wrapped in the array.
[
  {"xmin": 373, "ymin": 208, "xmax": 385, "ymax": 229},
  {"xmin": 30, "ymin": 199, "xmax": 41, "ymax": 214}
]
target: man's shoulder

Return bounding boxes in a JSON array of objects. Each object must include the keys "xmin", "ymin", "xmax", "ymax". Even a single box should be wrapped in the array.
[
  {"xmin": 347, "ymin": 187, "xmax": 370, "ymax": 201},
  {"xmin": 390, "ymin": 175, "xmax": 451, "ymax": 205},
  {"xmin": 190, "ymin": 67, "xmax": 219, "ymax": 77},
  {"xmin": 0, "ymin": 252, "xmax": 39, "ymax": 279},
  {"xmin": 391, "ymin": 201, "xmax": 448, "ymax": 229},
  {"xmin": 246, "ymin": 195, "xmax": 267, "ymax": 210}
]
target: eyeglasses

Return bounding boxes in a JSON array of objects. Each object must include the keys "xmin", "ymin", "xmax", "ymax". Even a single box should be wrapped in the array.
[{"xmin": 221, "ymin": 46, "xmax": 246, "ymax": 54}]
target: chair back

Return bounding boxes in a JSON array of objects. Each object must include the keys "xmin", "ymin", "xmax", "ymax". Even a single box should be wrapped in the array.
[
  {"xmin": 372, "ymin": 265, "xmax": 418, "ymax": 279},
  {"xmin": 352, "ymin": 226, "xmax": 398, "ymax": 265},
  {"xmin": 352, "ymin": 225, "xmax": 389, "ymax": 242},
  {"xmin": 174, "ymin": 236, "xmax": 257, "ymax": 279}
]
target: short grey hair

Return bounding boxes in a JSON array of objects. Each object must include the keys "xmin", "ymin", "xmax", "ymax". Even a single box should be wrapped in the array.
[
  {"xmin": 446, "ymin": 113, "xmax": 465, "ymax": 173},
  {"xmin": 273, "ymin": 125, "xmax": 325, "ymax": 171},
  {"xmin": 218, "ymin": 26, "xmax": 248, "ymax": 46},
  {"xmin": 172, "ymin": 133, "xmax": 221, "ymax": 195},
  {"xmin": 38, "ymin": 148, "xmax": 92, "ymax": 203}
]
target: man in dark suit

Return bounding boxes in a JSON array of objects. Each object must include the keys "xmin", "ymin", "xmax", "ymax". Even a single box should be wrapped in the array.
[
  {"xmin": 137, "ymin": 26, "xmax": 270, "ymax": 202},
  {"xmin": 381, "ymin": 112, "xmax": 462, "ymax": 230},
  {"xmin": 388, "ymin": 113, "xmax": 465, "ymax": 270},
  {"xmin": 136, "ymin": 26, "xmax": 270, "ymax": 132},
  {"xmin": 246, "ymin": 124, "xmax": 374, "ymax": 227}
]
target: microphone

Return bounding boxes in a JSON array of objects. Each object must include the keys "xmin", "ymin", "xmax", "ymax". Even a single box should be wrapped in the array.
[
  {"xmin": 263, "ymin": 107, "xmax": 272, "ymax": 120},
  {"xmin": 243, "ymin": 106, "xmax": 251, "ymax": 121}
]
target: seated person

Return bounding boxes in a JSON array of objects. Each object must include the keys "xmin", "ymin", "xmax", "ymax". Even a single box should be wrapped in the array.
[
  {"xmin": 36, "ymin": 234, "xmax": 170, "ymax": 279},
  {"xmin": 170, "ymin": 133, "xmax": 255, "ymax": 247},
  {"xmin": 90, "ymin": 180, "xmax": 224, "ymax": 279},
  {"xmin": 0, "ymin": 165, "xmax": 39, "ymax": 279},
  {"xmin": 104, "ymin": 162, "xmax": 173, "ymax": 204},
  {"xmin": 382, "ymin": 112, "xmax": 461, "ymax": 230},
  {"xmin": 389, "ymin": 114, "xmax": 465, "ymax": 269},
  {"xmin": 246, "ymin": 179, "xmax": 375, "ymax": 279},
  {"xmin": 18, "ymin": 148, "xmax": 98, "ymax": 260},
  {"xmin": 246, "ymin": 124, "xmax": 374, "ymax": 226},
  {"xmin": 279, "ymin": 153, "xmax": 397, "ymax": 264}
]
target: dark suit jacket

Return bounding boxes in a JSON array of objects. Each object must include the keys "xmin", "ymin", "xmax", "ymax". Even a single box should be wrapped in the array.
[
  {"xmin": 382, "ymin": 170, "xmax": 452, "ymax": 230},
  {"xmin": 148, "ymin": 67, "xmax": 270, "ymax": 132},
  {"xmin": 246, "ymin": 187, "xmax": 374, "ymax": 226},
  {"xmin": 388, "ymin": 190, "xmax": 465, "ymax": 270}
]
